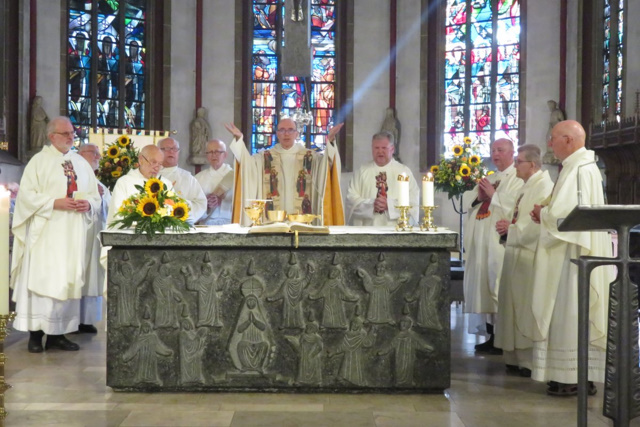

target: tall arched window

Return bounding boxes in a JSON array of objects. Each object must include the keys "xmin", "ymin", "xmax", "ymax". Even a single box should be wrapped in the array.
[
  {"xmin": 602, "ymin": 0, "xmax": 624, "ymax": 121},
  {"xmin": 250, "ymin": 0, "xmax": 341, "ymax": 154},
  {"xmin": 443, "ymin": 0, "xmax": 521, "ymax": 158},
  {"xmin": 67, "ymin": 0, "xmax": 148, "ymax": 142}
]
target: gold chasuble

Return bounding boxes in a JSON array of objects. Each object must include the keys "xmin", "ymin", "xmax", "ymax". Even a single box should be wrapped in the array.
[{"xmin": 229, "ymin": 138, "xmax": 344, "ymax": 226}]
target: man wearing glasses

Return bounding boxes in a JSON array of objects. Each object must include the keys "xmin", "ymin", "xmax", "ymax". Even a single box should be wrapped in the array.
[
  {"xmin": 106, "ymin": 144, "xmax": 173, "ymax": 227},
  {"xmin": 157, "ymin": 137, "xmax": 207, "ymax": 225},
  {"xmin": 11, "ymin": 116, "xmax": 102, "ymax": 353},
  {"xmin": 224, "ymin": 118, "xmax": 344, "ymax": 225},
  {"xmin": 195, "ymin": 139, "xmax": 234, "ymax": 225}
]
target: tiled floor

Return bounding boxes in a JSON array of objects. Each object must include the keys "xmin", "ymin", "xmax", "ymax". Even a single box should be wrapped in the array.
[{"xmin": 3, "ymin": 305, "xmax": 629, "ymax": 426}]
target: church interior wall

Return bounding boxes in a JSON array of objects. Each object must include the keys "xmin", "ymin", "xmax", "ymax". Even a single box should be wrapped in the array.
[
  {"xmin": 35, "ymin": 0, "xmax": 62, "ymax": 134},
  {"xmin": 623, "ymin": 0, "xmax": 639, "ymax": 116},
  {"xmin": 564, "ymin": 0, "xmax": 580, "ymax": 122}
]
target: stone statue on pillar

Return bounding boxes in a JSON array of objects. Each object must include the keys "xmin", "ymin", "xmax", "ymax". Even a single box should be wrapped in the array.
[
  {"xmin": 29, "ymin": 96, "xmax": 49, "ymax": 155},
  {"xmin": 190, "ymin": 107, "xmax": 212, "ymax": 165},
  {"xmin": 543, "ymin": 100, "xmax": 565, "ymax": 165},
  {"xmin": 380, "ymin": 107, "xmax": 401, "ymax": 162}
]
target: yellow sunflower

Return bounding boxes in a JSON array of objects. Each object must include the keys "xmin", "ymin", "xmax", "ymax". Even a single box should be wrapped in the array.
[
  {"xmin": 463, "ymin": 136, "xmax": 472, "ymax": 145},
  {"xmin": 452, "ymin": 145, "xmax": 464, "ymax": 157},
  {"xmin": 137, "ymin": 196, "xmax": 159, "ymax": 217},
  {"xmin": 469, "ymin": 155, "xmax": 481, "ymax": 166},
  {"xmin": 117, "ymin": 135, "xmax": 131, "ymax": 147},
  {"xmin": 172, "ymin": 202, "xmax": 190, "ymax": 221},
  {"xmin": 111, "ymin": 170, "xmax": 122, "ymax": 178},
  {"xmin": 430, "ymin": 165, "xmax": 439, "ymax": 174},
  {"xmin": 107, "ymin": 145, "xmax": 120, "ymax": 158},
  {"xmin": 120, "ymin": 155, "xmax": 131, "ymax": 166},
  {"xmin": 459, "ymin": 164, "xmax": 471, "ymax": 177},
  {"xmin": 145, "ymin": 178, "xmax": 164, "ymax": 195}
]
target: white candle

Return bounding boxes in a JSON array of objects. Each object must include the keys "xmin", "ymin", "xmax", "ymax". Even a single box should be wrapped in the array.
[
  {"xmin": 0, "ymin": 186, "xmax": 9, "ymax": 315},
  {"xmin": 422, "ymin": 173, "xmax": 435, "ymax": 207},
  {"xmin": 397, "ymin": 173, "xmax": 410, "ymax": 206}
]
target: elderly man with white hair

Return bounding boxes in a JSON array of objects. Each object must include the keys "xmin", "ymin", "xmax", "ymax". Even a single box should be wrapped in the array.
[{"xmin": 195, "ymin": 139, "xmax": 234, "ymax": 225}]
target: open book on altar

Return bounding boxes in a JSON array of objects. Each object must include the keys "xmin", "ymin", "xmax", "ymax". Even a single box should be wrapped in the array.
[{"xmin": 248, "ymin": 222, "xmax": 330, "ymax": 234}]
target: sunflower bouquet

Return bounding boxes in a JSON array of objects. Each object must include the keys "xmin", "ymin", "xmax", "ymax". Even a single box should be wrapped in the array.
[
  {"xmin": 110, "ymin": 178, "xmax": 192, "ymax": 237},
  {"xmin": 430, "ymin": 136, "xmax": 490, "ymax": 199},
  {"xmin": 97, "ymin": 135, "xmax": 139, "ymax": 191}
]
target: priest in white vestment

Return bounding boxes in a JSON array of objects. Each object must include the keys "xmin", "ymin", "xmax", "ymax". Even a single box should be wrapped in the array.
[
  {"xmin": 157, "ymin": 137, "xmax": 207, "ymax": 224},
  {"xmin": 346, "ymin": 131, "xmax": 419, "ymax": 226},
  {"xmin": 11, "ymin": 117, "xmax": 101, "ymax": 353},
  {"xmin": 224, "ymin": 119, "xmax": 344, "ymax": 226},
  {"xmin": 107, "ymin": 144, "xmax": 174, "ymax": 227},
  {"xmin": 463, "ymin": 138, "xmax": 523, "ymax": 353},
  {"xmin": 77, "ymin": 143, "xmax": 111, "ymax": 333},
  {"xmin": 529, "ymin": 120, "xmax": 613, "ymax": 396},
  {"xmin": 493, "ymin": 145, "xmax": 553, "ymax": 377},
  {"xmin": 195, "ymin": 139, "xmax": 234, "ymax": 225}
]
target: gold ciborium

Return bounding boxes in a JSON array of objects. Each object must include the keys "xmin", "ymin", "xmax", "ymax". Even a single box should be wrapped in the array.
[{"xmin": 244, "ymin": 200, "xmax": 268, "ymax": 226}]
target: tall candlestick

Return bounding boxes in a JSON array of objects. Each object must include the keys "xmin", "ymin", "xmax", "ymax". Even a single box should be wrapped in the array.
[
  {"xmin": 0, "ymin": 186, "xmax": 9, "ymax": 315},
  {"xmin": 397, "ymin": 173, "xmax": 410, "ymax": 206},
  {"xmin": 422, "ymin": 173, "xmax": 435, "ymax": 207}
]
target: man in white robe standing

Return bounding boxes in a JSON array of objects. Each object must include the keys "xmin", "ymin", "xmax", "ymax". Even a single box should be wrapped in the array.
[
  {"xmin": 493, "ymin": 144, "xmax": 553, "ymax": 377},
  {"xmin": 11, "ymin": 116, "xmax": 101, "ymax": 352},
  {"xmin": 196, "ymin": 139, "xmax": 234, "ymax": 225},
  {"xmin": 530, "ymin": 120, "xmax": 613, "ymax": 396},
  {"xmin": 346, "ymin": 131, "xmax": 419, "ymax": 226},
  {"xmin": 224, "ymin": 119, "xmax": 344, "ymax": 226},
  {"xmin": 463, "ymin": 138, "xmax": 523, "ymax": 353},
  {"xmin": 157, "ymin": 137, "xmax": 207, "ymax": 224},
  {"xmin": 107, "ymin": 144, "xmax": 173, "ymax": 227},
  {"xmin": 77, "ymin": 143, "xmax": 111, "ymax": 333}
]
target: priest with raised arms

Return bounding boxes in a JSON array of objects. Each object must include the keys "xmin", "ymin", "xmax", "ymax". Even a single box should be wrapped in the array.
[
  {"xmin": 224, "ymin": 118, "xmax": 344, "ymax": 225},
  {"xmin": 346, "ymin": 131, "xmax": 419, "ymax": 226},
  {"xmin": 11, "ymin": 116, "xmax": 101, "ymax": 353}
]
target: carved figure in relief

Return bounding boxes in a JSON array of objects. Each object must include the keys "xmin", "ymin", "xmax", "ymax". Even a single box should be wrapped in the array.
[
  {"xmin": 179, "ymin": 318, "xmax": 208, "ymax": 385},
  {"xmin": 267, "ymin": 253, "xmax": 315, "ymax": 329},
  {"xmin": 377, "ymin": 312, "xmax": 434, "ymax": 386},
  {"xmin": 308, "ymin": 254, "xmax": 359, "ymax": 329},
  {"xmin": 110, "ymin": 253, "xmax": 155, "ymax": 327},
  {"xmin": 405, "ymin": 255, "xmax": 443, "ymax": 330},
  {"xmin": 328, "ymin": 308, "xmax": 376, "ymax": 386},
  {"xmin": 285, "ymin": 314, "xmax": 324, "ymax": 386},
  {"xmin": 151, "ymin": 259, "xmax": 184, "ymax": 328},
  {"xmin": 121, "ymin": 320, "xmax": 173, "ymax": 386},
  {"xmin": 29, "ymin": 95, "xmax": 49, "ymax": 152},
  {"xmin": 182, "ymin": 253, "xmax": 232, "ymax": 327},
  {"xmin": 356, "ymin": 253, "xmax": 410, "ymax": 324},
  {"xmin": 229, "ymin": 262, "xmax": 274, "ymax": 373}
]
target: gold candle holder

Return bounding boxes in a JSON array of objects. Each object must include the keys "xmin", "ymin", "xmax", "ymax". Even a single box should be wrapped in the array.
[
  {"xmin": 0, "ymin": 312, "xmax": 16, "ymax": 424},
  {"xmin": 395, "ymin": 206, "xmax": 413, "ymax": 232},
  {"xmin": 420, "ymin": 205, "xmax": 438, "ymax": 231}
]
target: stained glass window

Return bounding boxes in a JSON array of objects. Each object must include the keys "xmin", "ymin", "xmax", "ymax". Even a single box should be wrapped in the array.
[
  {"xmin": 602, "ymin": 0, "xmax": 624, "ymax": 121},
  {"xmin": 444, "ymin": 0, "xmax": 520, "ymax": 158},
  {"xmin": 251, "ymin": 0, "xmax": 338, "ymax": 153},
  {"xmin": 67, "ymin": 0, "xmax": 147, "ymax": 143}
]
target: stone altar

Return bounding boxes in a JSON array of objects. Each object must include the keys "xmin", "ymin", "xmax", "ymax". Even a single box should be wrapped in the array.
[{"xmin": 101, "ymin": 226, "xmax": 457, "ymax": 393}]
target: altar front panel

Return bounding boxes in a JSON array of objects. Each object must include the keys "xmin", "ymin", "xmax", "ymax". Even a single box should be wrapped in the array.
[{"xmin": 102, "ymin": 229, "xmax": 457, "ymax": 393}]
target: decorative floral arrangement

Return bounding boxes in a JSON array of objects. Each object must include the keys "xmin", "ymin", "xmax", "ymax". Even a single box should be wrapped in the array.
[
  {"xmin": 97, "ymin": 135, "xmax": 139, "ymax": 191},
  {"xmin": 110, "ymin": 178, "xmax": 192, "ymax": 237},
  {"xmin": 430, "ymin": 136, "xmax": 492, "ymax": 199}
]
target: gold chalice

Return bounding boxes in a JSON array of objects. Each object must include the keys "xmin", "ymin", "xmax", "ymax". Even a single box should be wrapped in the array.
[
  {"xmin": 266, "ymin": 210, "xmax": 286, "ymax": 222},
  {"xmin": 244, "ymin": 200, "xmax": 268, "ymax": 226}
]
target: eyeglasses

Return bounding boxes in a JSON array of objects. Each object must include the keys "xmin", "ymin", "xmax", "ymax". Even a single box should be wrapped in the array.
[
  {"xmin": 54, "ymin": 131, "xmax": 75, "ymax": 138},
  {"xmin": 277, "ymin": 128, "xmax": 297, "ymax": 134},
  {"xmin": 160, "ymin": 147, "xmax": 180, "ymax": 153},
  {"xmin": 515, "ymin": 159, "xmax": 533, "ymax": 165},
  {"xmin": 140, "ymin": 153, "xmax": 163, "ymax": 168},
  {"xmin": 206, "ymin": 150, "xmax": 226, "ymax": 155}
]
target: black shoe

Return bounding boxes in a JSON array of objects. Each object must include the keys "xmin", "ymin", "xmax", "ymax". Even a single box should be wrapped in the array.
[
  {"xmin": 28, "ymin": 330, "xmax": 44, "ymax": 353},
  {"xmin": 506, "ymin": 364, "xmax": 519, "ymax": 372},
  {"xmin": 519, "ymin": 368, "xmax": 532, "ymax": 378},
  {"xmin": 78, "ymin": 324, "xmax": 98, "ymax": 333},
  {"xmin": 45, "ymin": 335, "xmax": 80, "ymax": 351},
  {"xmin": 475, "ymin": 335, "xmax": 498, "ymax": 353}
]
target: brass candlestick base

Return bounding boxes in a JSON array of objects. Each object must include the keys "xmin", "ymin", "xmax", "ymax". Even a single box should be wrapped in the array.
[
  {"xmin": 395, "ymin": 206, "xmax": 413, "ymax": 231},
  {"xmin": 0, "ymin": 312, "xmax": 16, "ymax": 425},
  {"xmin": 420, "ymin": 206, "xmax": 438, "ymax": 231}
]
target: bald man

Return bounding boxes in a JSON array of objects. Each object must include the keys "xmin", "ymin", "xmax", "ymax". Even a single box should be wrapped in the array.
[
  {"xmin": 195, "ymin": 139, "xmax": 234, "ymax": 225},
  {"xmin": 157, "ymin": 137, "xmax": 207, "ymax": 224},
  {"xmin": 463, "ymin": 138, "xmax": 523, "ymax": 354},
  {"xmin": 106, "ymin": 144, "xmax": 173, "ymax": 227},
  {"xmin": 529, "ymin": 120, "xmax": 613, "ymax": 396}
]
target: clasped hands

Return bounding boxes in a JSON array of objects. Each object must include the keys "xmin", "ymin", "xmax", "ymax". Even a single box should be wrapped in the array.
[
  {"xmin": 206, "ymin": 193, "xmax": 222, "ymax": 210},
  {"xmin": 476, "ymin": 177, "xmax": 495, "ymax": 201},
  {"xmin": 54, "ymin": 197, "xmax": 91, "ymax": 213}
]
